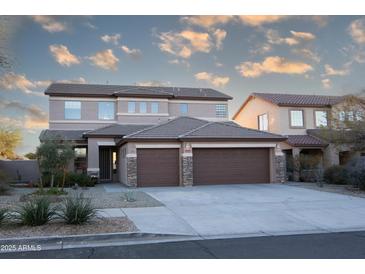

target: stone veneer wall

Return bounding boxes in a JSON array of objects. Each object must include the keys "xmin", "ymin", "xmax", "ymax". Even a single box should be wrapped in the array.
[
  {"xmin": 274, "ymin": 155, "xmax": 286, "ymax": 183},
  {"xmin": 126, "ymin": 156, "xmax": 137, "ymax": 187},
  {"xmin": 181, "ymin": 156, "xmax": 193, "ymax": 186}
]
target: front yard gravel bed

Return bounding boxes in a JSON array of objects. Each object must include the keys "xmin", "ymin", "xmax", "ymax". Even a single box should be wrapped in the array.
[{"xmin": 0, "ymin": 217, "xmax": 137, "ymax": 239}]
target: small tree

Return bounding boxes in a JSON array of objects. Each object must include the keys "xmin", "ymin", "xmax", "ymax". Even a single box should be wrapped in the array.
[
  {"xmin": 24, "ymin": 152, "xmax": 37, "ymax": 160},
  {"xmin": 36, "ymin": 137, "xmax": 74, "ymax": 189},
  {"xmin": 0, "ymin": 126, "xmax": 22, "ymax": 159}
]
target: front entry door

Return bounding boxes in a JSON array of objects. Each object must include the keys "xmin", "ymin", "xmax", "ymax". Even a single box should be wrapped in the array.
[{"xmin": 99, "ymin": 147, "xmax": 114, "ymax": 181}]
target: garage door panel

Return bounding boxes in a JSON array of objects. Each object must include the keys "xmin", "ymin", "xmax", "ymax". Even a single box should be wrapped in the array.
[
  {"xmin": 137, "ymin": 148, "xmax": 179, "ymax": 187},
  {"xmin": 193, "ymin": 148, "xmax": 270, "ymax": 185}
]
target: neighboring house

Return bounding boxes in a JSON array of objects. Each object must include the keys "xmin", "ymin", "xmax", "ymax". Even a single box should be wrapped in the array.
[
  {"xmin": 233, "ymin": 92, "xmax": 365, "ymax": 181},
  {"xmin": 40, "ymin": 83, "xmax": 286, "ymax": 187}
]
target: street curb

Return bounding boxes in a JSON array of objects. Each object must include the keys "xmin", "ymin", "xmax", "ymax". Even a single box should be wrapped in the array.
[{"xmin": 0, "ymin": 232, "xmax": 194, "ymax": 253}]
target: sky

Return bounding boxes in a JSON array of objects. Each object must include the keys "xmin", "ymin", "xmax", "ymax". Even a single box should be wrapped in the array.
[{"xmin": 1, "ymin": 15, "xmax": 365, "ymax": 155}]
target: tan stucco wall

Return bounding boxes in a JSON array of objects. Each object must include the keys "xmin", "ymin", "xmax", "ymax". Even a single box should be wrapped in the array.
[
  {"xmin": 168, "ymin": 101, "xmax": 228, "ymax": 120},
  {"xmin": 118, "ymin": 144, "xmax": 128, "ymax": 184},
  {"xmin": 233, "ymin": 97, "xmax": 280, "ymax": 133},
  {"xmin": 87, "ymin": 137, "xmax": 116, "ymax": 171}
]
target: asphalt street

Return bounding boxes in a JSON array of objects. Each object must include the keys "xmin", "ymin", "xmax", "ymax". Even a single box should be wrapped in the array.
[{"xmin": 2, "ymin": 231, "xmax": 365, "ymax": 258}]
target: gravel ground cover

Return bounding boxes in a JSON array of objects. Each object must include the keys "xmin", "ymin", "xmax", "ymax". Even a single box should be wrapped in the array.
[{"xmin": 0, "ymin": 217, "xmax": 137, "ymax": 239}]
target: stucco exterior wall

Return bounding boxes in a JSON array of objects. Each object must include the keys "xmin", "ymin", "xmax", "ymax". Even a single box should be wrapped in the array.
[
  {"xmin": 233, "ymin": 97, "xmax": 281, "ymax": 133},
  {"xmin": 168, "ymin": 100, "xmax": 228, "ymax": 120},
  {"xmin": 87, "ymin": 137, "xmax": 116, "ymax": 173},
  {"xmin": 118, "ymin": 144, "xmax": 128, "ymax": 184}
]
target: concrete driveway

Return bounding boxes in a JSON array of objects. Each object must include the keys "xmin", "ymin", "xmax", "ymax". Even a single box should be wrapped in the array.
[{"xmin": 123, "ymin": 184, "xmax": 365, "ymax": 238}]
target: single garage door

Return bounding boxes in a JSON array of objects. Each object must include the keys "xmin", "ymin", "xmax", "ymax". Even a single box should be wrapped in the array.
[
  {"xmin": 137, "ymin": 148, "xmax": 180, "ymax": 187},
  {"xmin": 193, "ymin": 148, "xmax": 270, "ymax": 185}
]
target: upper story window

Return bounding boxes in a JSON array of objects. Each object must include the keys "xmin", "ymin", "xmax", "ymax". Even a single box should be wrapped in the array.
[
  {"xmin": 180, "ymin": 103, "xmax": 188, "ymax": 114},
  {"xmin": 98, "ymin": 102, "xmax": 115, "ymax": 120},
  {"xmin": 151, "ymin": 102, "xmax": 159, "ymax": 113},
  {"xmin": 289, "ymin": 110, "xmax": 304, "ymax": 128},
  {"xmin": 258, "ymin": 113, "xmax": 268, "ymax": 131},
  {"xmin": 65, "ymin": 101, "xmax": 81, "ymax": 120},
  {"xmin": 314, "ymin": 110, "xmax": 328, "ymax": 127},
  {"xmin": 139, "ymin": 102, "xmax": 147, "ymax": 113},
  {"xmin": 128, "ymin": 101, "xmax": 136, "ymax": 113},
  {"xmin": 216, "ymin": 104, "xmax": 227, "ymax": 118}
]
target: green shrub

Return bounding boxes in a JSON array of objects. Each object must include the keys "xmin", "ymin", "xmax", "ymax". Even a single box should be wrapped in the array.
[
  {"xmin": 323, "ymin": 165, "xmax": 349, "ymax": 185},
  {"xmin": 0, "ymin": 208, "xmax": 8, "ymax": 225},
  {"xmin": 59, "ymin": 195, "xmax": 97, "ymax": 225},
  {"xmin": 14, "ymin": 197, "xmax": 57, "ymax": 226},
  {"xmin": 346, "ymin": 158, "xmax": 365, "ymax": 190},
  {"xmin": 0, "ymin": 171, "xmax": 10, "ymax": 195},
  {"xmin": 67, "ymin": 173, "xmax": 95, "ymax": 187},
  {"xmin": 34, "ymin": 187, "xmax": 67, "ymax": 196}
]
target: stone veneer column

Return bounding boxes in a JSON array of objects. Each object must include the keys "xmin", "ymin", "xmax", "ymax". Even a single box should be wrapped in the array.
[
  {"xmin": 181, "ymin": 142, "xmax": 193, "ymax": 186},
  {"xmin": 292, "ymin": 147, "xmax": 301, "ymax": 182},
  {"xmin": 126, "ymin": 156, "xmax": 137, "ymax": 187},
  {"xmin": 274, "ymin": 148, "xmax": 286, "ymax": 183}
]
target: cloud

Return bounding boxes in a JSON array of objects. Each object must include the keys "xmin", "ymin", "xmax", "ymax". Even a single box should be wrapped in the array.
[
  {"xmin": 0, "ymin": 72, "xmax": 45, "ymax": 96},
  {"xmin": 238, "ymin": 15, "xmax": 288, "ymax": 27},
  {"xmin": 250, "ymin": 43, "xmax": 272, "ymax": 55},
  {"xmin": 0, "ymin": 100, "xmax": 48, "ymax": 129},
  {"xmin": 290, "ymin": 31, "xmax": 316, "ymax": 41},
  {"xmin": 167, "ymin": 59, "xmax": 190, "ymax": 68},
  {"xmin": 55, "ymin": 77, "xmax": 87, "ymax": 84},
  {"xmin": 180, "ymin": 16, "xmax": 233, "ymax": 29},
  {"xmin": 194, "ymin": 72, "xmax": 230, "ymax": 87},
  {"xmin": 212, "ymin": 29, "xmax": 227, "ymax": 49},
  {"xmin": 120, "ymin": 45, "xmax": 142, "ymax": 59},
  {"xmin": 101, "ymin": 34, "xmax": 121, "ymax": 45},
  {"xmin": 157, "ymin": 29, "xmax": 213, "ymax": 59},
  {"xmin": 235, "ymin": 56, "xmax": 313, "ymax": 78},
  {"xmin": 322, "ymin": 78, "xmax": 332, "ymax": 89},
  {"xmin": 266, "ymin": 29, "xmax": 315, "ymax": 46},
  {"xmin": 49, "ymin": 44, "xmax": 80, "ymax": 67},
  {"xmin": 135, "ymin": 80, "xmax": 171, "ymax": 87},
  {"xmin": 349, "ymin": 18, "xmax": 365, "ymax": 44},
  {"xmin": 88, "ymin": 49, "xmax": 119, "ymax": 71},
  {"xmin": 31, "ymin": 16, "xmax": 66, "ymax": 33},
  {"xmin": 291, "ymin": 48, "xmax": 320, "ymax": 62},
  {"xmin": 323, "ymin": 64, "xmax": 350, "ymax": 76}
]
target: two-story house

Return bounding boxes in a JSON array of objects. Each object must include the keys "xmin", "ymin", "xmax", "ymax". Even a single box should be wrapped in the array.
[
  {"xmin": 40, "ymin": 83, "xmax": 286, "ymax": 187},
  {"xmin": 233, "ymin": 92, "xmax": 364, "ymax": 181}
]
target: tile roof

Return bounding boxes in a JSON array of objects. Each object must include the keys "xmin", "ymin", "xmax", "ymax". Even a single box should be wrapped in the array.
[
  {"xmin": 285, "ymin": 135, "xmax": 327, "ymax": 147},
  {"xmin": 39, "ymin": 129, "xmax": 87, "ymax": 142},
  {"xmin": 124, "ymin": 116, "xmax": 286, "ymax": 141},
  {"xmin": 252, "ymin": 92, "xmax": 343, "ymax": 107},
  {"xmin": 84, "ymin": 124, "xmax": 153, "ymax": 137},
  {"xmin": 45, "ymin": 83, "xmax": 232, "ymax": 100}
]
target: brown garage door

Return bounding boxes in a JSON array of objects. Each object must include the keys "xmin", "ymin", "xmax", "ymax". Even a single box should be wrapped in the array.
[
  {"xmin": 137, "ymin": 148, "xmax": 180, "ymax": 187},
  {"xmin": 193, "ymin": 148, "xmax": 270, "ymax": 185}
]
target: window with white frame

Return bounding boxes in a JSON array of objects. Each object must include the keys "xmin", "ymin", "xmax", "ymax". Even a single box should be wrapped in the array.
[
  {"xmin": 258, "ymin": 113, "xmax": 268, "ymax": 131},
  {"xmin": 215, "ymin": 104, "xmax": 227, "ymax": 118},
  {"xmin": 151, "ymin": 102, "xmax": 159, "ymax": 113},
  {"xmin": 339, "ymin": 111, "xmax": 346, "ymax": 121},
  {"xmin": 315, "ymin": 110, "xmax": 328, "ymax": 127},
  {"xmin": 290, "ymin": 110, "xmax": 304, "ymax": 127},
  {"xmin": 65, "ymin": 101, "xmax": 81, "ymax": 120},
  {"xmin": 98, "ymin": 102, "xmax": 115, "ymax": 120},
  {"xmin": 139, "ymin": 102, "xmax": 147, "ymax": 113},
  {"xmin": 128, "ymin": 101, "xmax": 136, "ymax": 113},
  {"xmin": 180, "ymin": 103, "xmax": 188, "ymax": 114}
]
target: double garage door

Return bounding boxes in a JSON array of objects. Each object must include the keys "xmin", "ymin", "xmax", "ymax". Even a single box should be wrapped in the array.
[{"xmin": 137, "ymin": 148, "xmax": 270, "ymax": 187}]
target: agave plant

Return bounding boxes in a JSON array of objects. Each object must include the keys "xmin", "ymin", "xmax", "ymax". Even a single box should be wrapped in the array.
[
  {"xmin": 59, "ymin": 194, "xmax": 97, "ymax": 225},
  {"xmin": 14, "ymin": 197, "xmax": 57, "ymax": 226},
  {"xmin": 0, "ymin": 208, "xmax": 8, "ymax": 225}
]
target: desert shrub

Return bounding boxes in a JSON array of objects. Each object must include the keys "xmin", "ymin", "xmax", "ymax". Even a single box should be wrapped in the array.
[
  {"xmin": 14, "ymin": 197, "xmax": 57, "ymax": 226},
  {"xmin": 0, "ymin": 208, "xmax": 8, "ymax": 225},
  {"xmin": 67, "ymin": 173, "xmax": 95, "ymax": 187},
  {"xmin": 59, "ymin": 194, "xmax": 97, "ymax": 225},
  {"xmin": 346, "ymin": 158, "xmax": 365, "ymax": 190},
  {"xmin": 0, "ymin": 171, "xmax": 10, "ymax": 195},
  {"xmin": 323, "ymin": 165, "xmax": 349, "ymax": 185},
  {"xmin": 34, "ymin": 187, "xmax": 67, "ymax": 196}
]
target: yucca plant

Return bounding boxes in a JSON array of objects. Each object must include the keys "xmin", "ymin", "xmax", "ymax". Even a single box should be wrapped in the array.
[
  {"xmin": 0, "ymin": 208, "xmax": 8, "ymax": 225},
  {"xmin": 59, "ymin": 194, "xmax": 97, "ymax": 225},
  {"xmin": 14, "ymin": 197, "xmax": 56, "ymax": 226}
]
